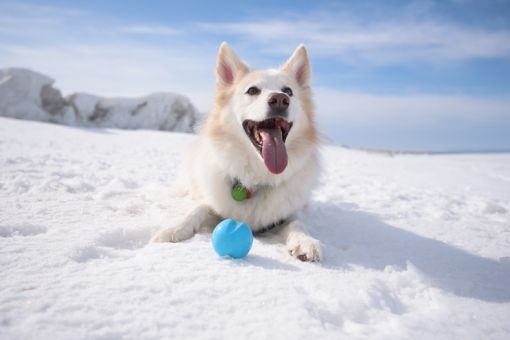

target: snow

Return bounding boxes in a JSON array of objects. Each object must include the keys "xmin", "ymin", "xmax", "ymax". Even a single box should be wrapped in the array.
[
  {"xmin": 0, "ymin": 68, "xmax": 198, "ymax": 132},
  {"xmin": 1, "ymin": 116, "xmax": 510, "ymax": 339}
]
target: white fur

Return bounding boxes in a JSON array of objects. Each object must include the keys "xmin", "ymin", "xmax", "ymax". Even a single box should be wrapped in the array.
[{"xmin": 151, "ymin": 43, "xmax": 322, "ymax": 262}]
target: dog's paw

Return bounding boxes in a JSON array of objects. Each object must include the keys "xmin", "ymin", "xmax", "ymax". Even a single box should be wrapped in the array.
[
  {"xmin": 287, "ymin": 233, "xmax": 322, "ymax": 262},
  {"xmin": 150, "ymin": 225, "xmax": 194, "ymax": 243}
]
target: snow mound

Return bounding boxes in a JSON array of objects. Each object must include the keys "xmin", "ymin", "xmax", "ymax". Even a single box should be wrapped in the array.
[
  {"xmin": 1, "ymin": 117, "xmax": 510, "ymax": 339},
  {"xmin": 0, "ymin": 68, "xmax": 198, "ymax": 132}
]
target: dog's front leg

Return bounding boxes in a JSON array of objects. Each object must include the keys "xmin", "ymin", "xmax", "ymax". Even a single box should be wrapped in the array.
[
  {"xmin": 281, "ymin": 219, "xmax": 322, "ymax": 262},
  {"xmin": 151, "ymin": 204, "xmax": 219, "ymax": 243}
]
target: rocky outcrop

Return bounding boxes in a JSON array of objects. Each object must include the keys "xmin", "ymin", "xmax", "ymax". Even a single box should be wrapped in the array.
[{"xmin": 0, "ymin": 68, "xmax": 199, "ymax": 132}]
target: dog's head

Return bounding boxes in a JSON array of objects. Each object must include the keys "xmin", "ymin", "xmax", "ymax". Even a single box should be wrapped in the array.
[{"xmin": 207, "ymin": 42, "xmax": 317, "ymax": 175}]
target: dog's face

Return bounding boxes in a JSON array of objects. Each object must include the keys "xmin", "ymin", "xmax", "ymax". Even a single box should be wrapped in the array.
[{"xmin": 208, "ymin": 43, "xmax": 317, "ymax": 175}]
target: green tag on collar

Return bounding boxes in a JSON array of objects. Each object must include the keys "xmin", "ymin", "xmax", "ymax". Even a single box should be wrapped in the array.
[{"xmin": 232, "ymin": 183, "xmax": 251, "ymax": 201}]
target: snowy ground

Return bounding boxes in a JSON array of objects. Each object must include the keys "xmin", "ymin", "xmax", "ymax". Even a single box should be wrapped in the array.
[{"xmin": 1, "ymin": 116, "xmax": 510, "ymax": 339}]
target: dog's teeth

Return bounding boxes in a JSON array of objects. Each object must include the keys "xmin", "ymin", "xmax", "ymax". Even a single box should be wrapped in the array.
[{"xmin": 255, "ymin": 131, "xmax": 262, "ymax": 144}]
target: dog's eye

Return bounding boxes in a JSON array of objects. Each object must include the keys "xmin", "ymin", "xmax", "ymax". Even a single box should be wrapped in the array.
[
  {"xmin": 246, "ymin": 87, "xmax": 261, "ymax": 96},
  {"xmin": 282, "ymin": 87, "xmax": 293, "ymax": 96}
]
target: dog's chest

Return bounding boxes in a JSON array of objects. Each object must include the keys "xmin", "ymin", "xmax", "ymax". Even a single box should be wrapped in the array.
[{"xmin": 205, "ymin": 168, "xmax": 316, "ymax": 229}]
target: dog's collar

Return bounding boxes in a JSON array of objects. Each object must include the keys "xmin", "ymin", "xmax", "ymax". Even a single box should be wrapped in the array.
[{"xmin": 253, "ymin": 219, "xmax": 287, "ymax": 235}]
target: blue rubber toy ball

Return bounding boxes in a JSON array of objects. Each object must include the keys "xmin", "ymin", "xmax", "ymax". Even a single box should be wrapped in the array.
[{"xmin": 212, "ymin": 219, "xmax": 253, "ymax": 259}]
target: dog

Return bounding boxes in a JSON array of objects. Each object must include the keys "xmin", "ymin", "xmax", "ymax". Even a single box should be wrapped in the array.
[{"xmin": 151, "ymin": 42, "xmax": 321, "ymax": 261}]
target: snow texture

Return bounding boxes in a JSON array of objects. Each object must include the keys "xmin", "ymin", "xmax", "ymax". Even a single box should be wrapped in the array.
[
  {"xmin": 1, "ymin": 116, "xmax": 510, "ymax": 339},
  {"xmin": 0, "ymin": 68, "xmax": 198, "ymax": 132}
]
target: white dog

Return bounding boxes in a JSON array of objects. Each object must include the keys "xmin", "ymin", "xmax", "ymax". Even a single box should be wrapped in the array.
[{"xmin": 151, "ymin": 42, "xmax": 321, "ymax": 261}]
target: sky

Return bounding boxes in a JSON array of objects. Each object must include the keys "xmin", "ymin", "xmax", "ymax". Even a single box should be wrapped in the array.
[{"xmin": 1, "ymin": 0, "xmax": 509, "ymax": 152}]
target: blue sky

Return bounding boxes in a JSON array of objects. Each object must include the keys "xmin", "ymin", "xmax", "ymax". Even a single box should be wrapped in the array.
[{"xmin": 1, "ymin": 0, "xmax": 509, "ymax": 151}]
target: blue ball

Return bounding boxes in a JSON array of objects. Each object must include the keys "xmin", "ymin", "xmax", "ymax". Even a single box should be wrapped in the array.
[{"xmin": 212, "ymin": 219, "xmax": 253, "ymax": 259}]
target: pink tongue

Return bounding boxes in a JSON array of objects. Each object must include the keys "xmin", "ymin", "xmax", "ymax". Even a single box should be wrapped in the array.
[{"xmin": 259, "ymin": 128, "xmax": 288, "ymax": 174}]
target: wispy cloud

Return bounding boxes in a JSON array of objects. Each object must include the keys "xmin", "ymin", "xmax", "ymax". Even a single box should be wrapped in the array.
[
  {"xmin": 314, "ymin": 87, "xmax": 510, "ymax": 151},
  {"xmin": 315, "ymin": 88, "xmax": 510, "ymax": 123},
  {"xmin": 0, "ymin": 2, "xmax": 86, "ymax": 17},
  {"xmin": 202, "ymin": 18, "xmax": 510, "ymax": 63},
  {"xmin": 120, "ymin": 25, "xmax": 179, "ymax": 36},
  {"xmin": 314, "ymin": 88, "xmax": 510, "ymax": 150}
]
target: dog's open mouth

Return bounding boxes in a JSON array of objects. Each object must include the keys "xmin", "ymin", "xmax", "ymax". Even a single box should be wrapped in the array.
[{"xmin": 242, "ymin": 118, "xmax": 293, "ymax": 174}]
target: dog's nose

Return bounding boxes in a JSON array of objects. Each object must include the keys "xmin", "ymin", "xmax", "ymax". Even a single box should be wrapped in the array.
[{"xmin": 268, "ymin": 93, "xmax": 289, "ymax": 110}]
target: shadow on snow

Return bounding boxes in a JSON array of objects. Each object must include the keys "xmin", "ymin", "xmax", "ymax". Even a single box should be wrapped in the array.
[{"xmin": 308, "ymin": 201, "xmax": 510, "ymax": 303}]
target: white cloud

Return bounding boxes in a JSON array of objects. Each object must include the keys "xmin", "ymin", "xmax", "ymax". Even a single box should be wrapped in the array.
[
  {"xmin": 314, "ymin": 87, "xmax": 510, "ymax": 124},
  {"xmin": 0, "ymin": 2, "xmax": 86, "ymax": 17},
  {"xmin": 202, "ymin": 19, "xmax": 510, "ymax": 63},
  {"xmin": 314, "ymin": 87, "xmax": 510, "ymax": 150},
  {"xmin": 120, "ymin": 25, "xmax": 179, "ymax": 36}
]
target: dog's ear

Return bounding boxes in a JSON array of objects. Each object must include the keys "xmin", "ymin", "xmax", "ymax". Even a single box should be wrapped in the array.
[
  {"xmin": 216, "ymin": 42, "xmax": 248, "ymax": 86},
  {"xmin": 281, "ymin": 44, "xmax": 311, "ymax": 88}
]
